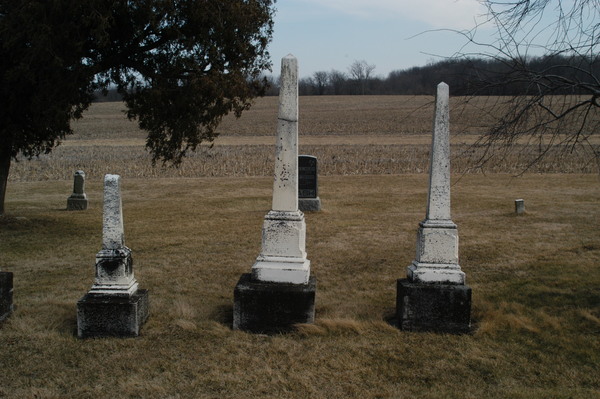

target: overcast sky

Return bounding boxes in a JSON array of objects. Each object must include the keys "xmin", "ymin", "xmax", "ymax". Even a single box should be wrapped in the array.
[{"xmin": 268, "ymin": 0, "xmax": 491, "ymax": 78}]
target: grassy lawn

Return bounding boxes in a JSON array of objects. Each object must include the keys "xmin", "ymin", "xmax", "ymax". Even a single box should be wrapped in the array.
[{"xmin": 1, "ymin": 173, "xmax": 599, "ymax": 398}]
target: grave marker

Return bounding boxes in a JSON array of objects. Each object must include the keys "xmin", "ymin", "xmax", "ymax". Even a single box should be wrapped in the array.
[
  {"xmin": 298, "ymin": 155, "xmax": 321, "ymax": 211},
  {"xmin": 515, "ymin": 199, "xmax": 525, "ymax": 215},
  {"xmin": 67, "ymin": 170, "xmax": 88, "ymax": 210},
  {"xmin": 77, "ymin": 174, "xmax": 149, "ymax": 338},
  {"xmin": 396, "ymin": 83, "xmax": 472, "ymax": 334},
  {"xmin": 233, "ymin": 55, "xmax": 316, "ymax": 333}
]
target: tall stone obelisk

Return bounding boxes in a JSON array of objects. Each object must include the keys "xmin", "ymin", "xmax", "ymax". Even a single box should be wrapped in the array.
[
  {"xmin": 396, "ymin": 83, "xmax": 471, "ymax": 333},
  {"xmin": 77, "ymin": 174, "xmax": 149, "ymax": 338},
  {"xmin": 233, "ymin": 55, "xmax": 316, "ymax": 333}
]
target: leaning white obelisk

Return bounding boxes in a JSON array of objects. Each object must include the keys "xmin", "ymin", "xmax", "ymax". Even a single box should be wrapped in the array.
[
  {"xmin": 233, "ymin": 55, "xmax": 316, "ymax": 333},
  {"xmin": 396, "ymin": 82, "xmax": 471, "ymax": 334}
]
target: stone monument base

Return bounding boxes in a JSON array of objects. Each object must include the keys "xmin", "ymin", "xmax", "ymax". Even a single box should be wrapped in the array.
[
  {"xmin": 77, "ymin": 289, "xmax": 149, "ymax": 338},
  {"xmin": 299, "ymin": 197, "xmax": 321, "ymax": 212},
  {"xmin": 67, "ymin": 197, "xmax": 88, "ymax": 211},
  {"xmin": 0, "ymin": 271, "xmax": 14, "ymax": 322},
  {"xmin": 233, "ymin": 273, "xmax": 316, "ymax": 334},
  {"xmin": 396, "ymin": 279, "xmax": 471, "ymax": 334}
]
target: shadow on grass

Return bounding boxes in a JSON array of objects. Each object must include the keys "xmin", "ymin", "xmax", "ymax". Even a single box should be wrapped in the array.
[{"xmin": 211, "ymin": 304, "xmax": 234, "ymax": 329}]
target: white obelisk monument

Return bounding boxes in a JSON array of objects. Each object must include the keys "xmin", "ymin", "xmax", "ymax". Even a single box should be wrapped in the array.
[
  {"xmin": 77, "ymin": 174, "xmax": 149, "ymax": 338},
  {"xmin": 234, "ymin": 55, "xmax": 316, "ymax": 333},
  {"xmin": 397, "ymin": 83, "xmax": 471, "ymax": 334}
]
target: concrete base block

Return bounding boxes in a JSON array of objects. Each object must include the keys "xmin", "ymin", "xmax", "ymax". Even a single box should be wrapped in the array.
[
  {"xmin": 299, "ymin": 197, "xmax": 321, "ymax": 212},
  {"xmin": 396, "ymin": 279, "xmax": 471, "ymax": 334},
  {"xmin": 0, "ymin": 272, "xmax": 14, "ymax": 322},
  {"xmin": 67, "ymin": 197, "xmax": 88, "ymax": 211},
  {"xmin": 77, "ymin": 289, "xmax": 149, "ymax": 338},
  {"xmin": 233, "ymin": 273, "xmax": 316, "ymax": 334}
]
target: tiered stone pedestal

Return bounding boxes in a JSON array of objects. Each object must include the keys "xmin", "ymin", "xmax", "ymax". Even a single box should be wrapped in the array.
[
  {"xmin": 233, "ymin": 273, "xmax": 316, "ymax": 334},
  {"xmin": 396, "ymin": 279, "xmax": 471, "ymax": 334},
  {"xmin": 76, "ymin": 246, "xmax": 148, "ymax": 338},
  {"xmin": 77, "ymin": 289, "xmax": 149, "ymax": 338},
  {"xmin": 0, "ymin": 271, "xmax": 14, "ymax": 322}
]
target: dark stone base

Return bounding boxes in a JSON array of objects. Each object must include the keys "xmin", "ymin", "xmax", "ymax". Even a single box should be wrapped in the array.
[
  {"xmin": 67, "ymin": 197, "xmax": 88, "ymax": 211},
  {"xmin": 0, "ymin": 272, "xmax": 14, "ymax": 322},
  {"xmin": 396, "ymin": 279, "xmax": 471, "ymax": 334},
  {"xmin": 299, "ymin": 197, "xmax": 321, "ymax": 212},
  {"xmin": 77, "ymin": 289, "xmax": 149, "ymax": 338},
  {"xmin": 233, "ymin": 273, "xmax": 316, "ymax": 334}
]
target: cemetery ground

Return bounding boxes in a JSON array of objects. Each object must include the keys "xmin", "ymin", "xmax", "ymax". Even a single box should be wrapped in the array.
[{"xmin": 1, "ymin": 96, "xmax": 599, "ymax": 398}]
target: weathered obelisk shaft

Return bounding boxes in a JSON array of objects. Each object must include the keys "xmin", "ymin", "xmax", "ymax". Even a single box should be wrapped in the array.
[
  {"xmin": 426, "ymin": 82, "xmax": 451, "ymax": 222},
  {"xmin": 91, "ymin": 174, "xmax": 137, "ymax": 295},
  {"xmin": 272, "ymin": 55, "xmax": 299, "ymax": 212},
  {"xmin": 397, "ymin": 82, "xmax": 471, "ymax": 334},
  {"xmin": 407, "ymin": 82, "xmax": 464, "ymax": 285},
  {"xmin": 103, "ymin": 174, "xmax": 124, "ymax": 250},
  {"xmin": 251, "ymin": 54, "xmax": 310, "ymax": 285}
]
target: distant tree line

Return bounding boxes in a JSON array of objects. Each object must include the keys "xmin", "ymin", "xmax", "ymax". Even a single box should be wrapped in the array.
[
  {"xmin": 293, "ymin": 55, "xmax": 599, "ymax": 96},
  {"xmin": 94, "ymin": 54, "xmax": 598, "ymax": 100}
]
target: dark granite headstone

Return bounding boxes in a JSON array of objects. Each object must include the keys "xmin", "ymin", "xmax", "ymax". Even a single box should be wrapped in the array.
[{"xmin": 298, "ymin": 155, "xmax": 321, "ymax": 211}]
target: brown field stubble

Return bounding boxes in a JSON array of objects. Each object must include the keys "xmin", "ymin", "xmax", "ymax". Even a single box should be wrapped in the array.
[
  {"xmin": 8, "ymin": 96, "xmax": 598, "ymax": 182},
  {"xmin": 1, "ymin": 174, "xmax": 599, "ymax": 398}
]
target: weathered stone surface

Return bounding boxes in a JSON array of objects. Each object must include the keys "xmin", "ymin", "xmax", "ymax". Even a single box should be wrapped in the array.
[
  {"xmin": 251, "ymin": 55, "xmax": 311, "ymax": 285},
  {"xmin": 89, "ymin": 175, "xmax": 138, "ymax": 295},
  {"xmin": 233, "ymin": 274, "xmax": 316, "ymax": 334},
  {"xmin": 77, "ymin": 289, "xmax": 149, "ymax": 338},
  {"xmin": 426, "ymin": 82, "xmax": 451, "ymax": 222},
  {"xmin": 406, "ymin": 82, "xmax": 465, "ymax": 285},
  {"xmin": 272, "ymin": 55, "xmax": 299, "ymax": 213},
  {"xmin": 103, "ymin": 174, "xmax": 124, "ymax": 250},
  {"xmin": 515, "ymin": 199, "xmax": 525, "ymax": 215},
  {"xmin": 396, "ymin": 279, "xmax": 471, "ymax": 334},
  {"xmin": 0, "ymin": 271, "xmax": 14, "ymax": 322},
  {"xmin": 67, "ymin": 170, "xmax": 88, "ymax": 211},
  {"xmin": 77, "ymin": 174, "xmax": 149, "ymax": 337},
  {"xmin": 90, "ymin": 247, "xmax": 139, "ymax": 295}
]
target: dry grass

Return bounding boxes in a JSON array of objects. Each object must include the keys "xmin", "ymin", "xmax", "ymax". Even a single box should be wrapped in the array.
[
  {"xmin": 1, "ymin": 174, "xmax": 599, "ymax": 398},
  {"xmin": 1, "ymin": 96, "xmax": 599, "ymax": 397}
]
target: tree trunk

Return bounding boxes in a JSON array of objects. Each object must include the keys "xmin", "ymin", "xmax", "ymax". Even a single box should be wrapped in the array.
[{"xmin": 0, "ymin": 150, "xmax": 11, "ymax": 216}]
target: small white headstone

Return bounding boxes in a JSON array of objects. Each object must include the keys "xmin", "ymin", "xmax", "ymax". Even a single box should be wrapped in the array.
[
  {"xmin": 515, "ymin": 199, "xmax": 525, "ymax": 215},
  {"xmin": 67, "ymin": 170, "xmax": 88, "ymax": 211}
]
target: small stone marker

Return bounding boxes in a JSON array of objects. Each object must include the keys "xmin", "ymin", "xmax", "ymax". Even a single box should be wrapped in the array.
[
  {"xmin": 298, "ymin": 155, "xmax": 321, "ymax": 212},
  {"xmin": 77, "ymin": 174, "xmax": 149, "ymax": 338},
  {"xmin": 515, "ymin": 199, "xmax": 525, "ymax": 215},
  {"xmin": 233, "ymin": 55, "xmax": 316, "ymax": 333},
  {"xmin": 396, "ymin": 82, "xmax": 472, "ymax": 334},
  {"xmin": 67, "ymin": 170, "xmax": 88, "ymax": 210},
  {"xmin": 0, "ymin": 268, "xmax": 13, "ymax": 323}
]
